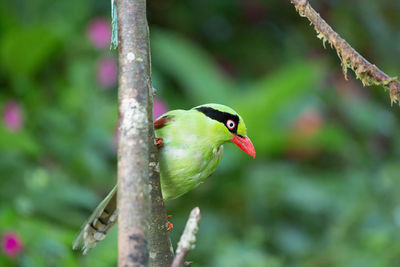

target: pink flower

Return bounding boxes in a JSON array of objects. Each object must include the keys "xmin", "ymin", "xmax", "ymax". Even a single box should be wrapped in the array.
[
  {"xmin": 293, "ymin": 109, "xmax": 323, "ymax": 137},
  {"xmin": 1, "ymin": 232, "xmax": 23, "ymax": 258},
  {"xmin": 87, "ymin": 18, "xmax": 111, "ymax": 49},
  {"xmin": 153, "ymin": 98, "xmax": 168, "ymax": 120},
  {"xmin": 97, "ymin": 57, "xmax": 117, "ymax": 88},
  {"xmin": 3, "ymin": 100, "xmax": 23, "ymax": 132},
  {"xmin": 286, "ymin": 109, "xmax": 324, "ymax": 161}
]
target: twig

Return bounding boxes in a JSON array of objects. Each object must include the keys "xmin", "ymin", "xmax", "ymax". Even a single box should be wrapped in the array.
[
  {"xmin": 171, "ymin": 207, "xmax": 201, "ymax": 267},
  {"xmin": 117, "ymin": 0, "xmax": 152, "ymax": 266},
  {"xmin": 290, "ymin": 0, "xmax": 400, "ymax": 105}
]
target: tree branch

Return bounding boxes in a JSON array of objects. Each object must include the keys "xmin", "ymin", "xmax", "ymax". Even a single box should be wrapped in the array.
[
  {"xmin": 116, "ymin": 0, "xmax": 173, "ymax": 266},
  {"xmin": 171, "ymin": 207, "xmax": 201, "ymax": 267},
  {"xmin": 117, "ymin": 0, "xmax": 152, "ymax": 266},
  {"xmin": 290, "ymin": 0, "xmax": 400, "ymax": 105}
]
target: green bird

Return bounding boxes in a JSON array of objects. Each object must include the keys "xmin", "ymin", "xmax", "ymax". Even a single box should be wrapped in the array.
[{"xmin": 73, "ymin": 103, "xmax": 255, "ymax": 254}]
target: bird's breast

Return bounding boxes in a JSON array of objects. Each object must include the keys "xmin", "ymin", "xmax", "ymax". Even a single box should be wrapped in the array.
[{"xmin": 158, "ymin": 135, "xmax": 223, "ymax": 200}]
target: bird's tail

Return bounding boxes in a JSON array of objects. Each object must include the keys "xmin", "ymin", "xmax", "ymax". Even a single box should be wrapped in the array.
[{"xmin": 73, "ymin": 185, "xmax": 118, "ymax": 254}]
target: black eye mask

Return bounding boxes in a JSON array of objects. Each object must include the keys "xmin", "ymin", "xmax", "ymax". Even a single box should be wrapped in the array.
[{"xmin": 196, "ymin": 107, "xmax": 239, "ymax": 134}]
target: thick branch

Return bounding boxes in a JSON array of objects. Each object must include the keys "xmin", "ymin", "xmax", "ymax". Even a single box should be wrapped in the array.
[
  {"xmin": 117, "ymin": 0, "xmax": 152, "ymax": 266},
  {"xmin": 171, "ymin": 207, "xmax": 201, "ymax": 267},
  {"xmin": 116, "ymin": 0, "xmax": 173, "ymax": 266},
  {"xmin": 290, "ymin": 0, "xmax": 400, "ymax": 104}
]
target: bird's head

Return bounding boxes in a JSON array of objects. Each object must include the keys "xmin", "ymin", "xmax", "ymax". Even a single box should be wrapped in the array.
[{"xmin": 194, "ymin": 104, "xmax": 256, "ymax": 158}]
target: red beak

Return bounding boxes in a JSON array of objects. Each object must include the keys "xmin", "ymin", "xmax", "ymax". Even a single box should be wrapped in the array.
[{"xmin": 231, "ymin": 134, "xmax": 256, "ymax": 158}]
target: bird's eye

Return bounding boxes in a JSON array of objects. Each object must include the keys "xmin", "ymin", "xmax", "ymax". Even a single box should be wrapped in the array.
[{"xmin": 226, "ymin": 119, "xmax": 236, "ymax": 130}]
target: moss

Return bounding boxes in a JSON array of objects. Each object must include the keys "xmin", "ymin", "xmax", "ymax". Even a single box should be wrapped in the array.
[{"xmin": 295, "ymin": 0, "xmax": 400, "ymax": 105}]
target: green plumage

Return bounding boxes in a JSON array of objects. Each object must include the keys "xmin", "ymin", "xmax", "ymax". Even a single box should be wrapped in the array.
[{"xmin": 73, "ymin": 104, "xmax": 251, "ymax": 254}]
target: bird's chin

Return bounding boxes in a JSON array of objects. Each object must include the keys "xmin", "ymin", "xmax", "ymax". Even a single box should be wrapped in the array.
[{"xmin": 230, "ymin": 134, "xmax": 256, "ymax": 158}]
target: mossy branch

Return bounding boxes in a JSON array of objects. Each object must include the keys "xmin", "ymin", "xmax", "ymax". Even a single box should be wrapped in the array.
[{"xmin": 290, "ymin": 0, "xmax": 400, "ymax": 105}]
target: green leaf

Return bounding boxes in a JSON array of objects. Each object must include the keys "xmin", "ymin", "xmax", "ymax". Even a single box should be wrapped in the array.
[
  {"xmin": 0, "ymin": 26, "xmax": 60, "ymax": 77},
  {"xmin": 0, "ymin": 126, "xmax": 41, "ymax": 156},
  {"xmin": 152, "ymin": 29, "xmax": 234, "ymax": 103}
]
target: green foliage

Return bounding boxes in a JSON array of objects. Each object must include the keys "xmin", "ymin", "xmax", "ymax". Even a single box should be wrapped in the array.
[{"xmin": 1, "ymin": 0, "xmax": 400, "ymax": 266}]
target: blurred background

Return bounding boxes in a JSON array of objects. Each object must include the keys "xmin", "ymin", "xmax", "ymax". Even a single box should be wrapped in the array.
[{"xmin": 1, "ymin": 0, "xmax": 400, "ymax": 266}]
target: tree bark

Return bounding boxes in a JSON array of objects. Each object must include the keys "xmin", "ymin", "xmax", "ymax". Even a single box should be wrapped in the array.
[
  {"xmin": 148, "ymin": 128, "xmax": 174, "ymax": 266},
  {"xmin": 116, "ymin": 0, "xmax": 173, "ymax": 266},
  {"xmin": 117, "ymin": 0, "xmax": 152, "ymax": 266}
]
